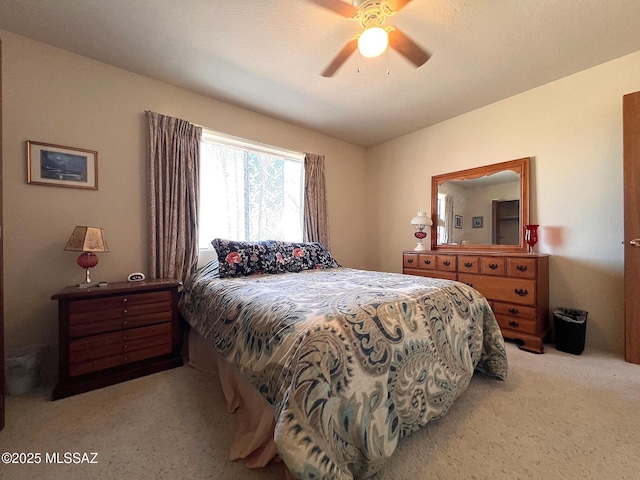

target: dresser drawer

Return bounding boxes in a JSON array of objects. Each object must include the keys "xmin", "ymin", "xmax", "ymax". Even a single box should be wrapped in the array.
[
  {"xmin": 480, "ymin": 257, "xmax": 506, "ymax": 276},
  {"xmin": 458, "ymin": 256, "xmax": 479, "ymax": 273},
  {"xmin": 495, "ymin": 314, "xmax": 537, "ymax": 335},
  {"xmin": 403, "ymin": 253, "xmax": 418, "ymax": 269},
  {"xmin": 437, "ymin": 255, "xmax": 457, "ymax": 272},
  {"xmin": 507, "ymin": 257, "xmax": 537, "ymax": 279},
  {"xmin": 459, "ymin": 274, "xmax": 536, "ymax": 306},
  {"xmin": 418, "ymin": 254, "xmax": 437, "ymax": 270},
  {"xmin": 70, "ymin": 323, "xmax": 172, "ymax": 362},
  {"xmin": 493, "ymin": 302, "xmax": 536, "ymax": 320},
  {"xmin": 405, "ymin": 269, "xmax": 457, "ymax": 281},
  {"xmin": 69, "ymin": 343, "xmax": 173, "ymax": 377}
]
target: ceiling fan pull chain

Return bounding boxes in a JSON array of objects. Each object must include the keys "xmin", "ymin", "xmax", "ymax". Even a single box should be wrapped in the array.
[
  {"xmin": 357, "ymin": 50, "xmax": 361, "ymax": 73},
  {"xmin": 386, "ymin": 47, "xmax": 390, "ymax": 75}
]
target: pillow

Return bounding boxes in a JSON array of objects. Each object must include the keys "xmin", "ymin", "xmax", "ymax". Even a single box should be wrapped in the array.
[
  {"xmin": 212, "ymin": 239, "xmax": 286, "ymax": 278},
  {"xmin": 212, "ymin": 239, "xmax": 340, "ymax": 278},
  {"xmin": 281, "ymin": 242, "xmax": 341, "ymax": 272}
]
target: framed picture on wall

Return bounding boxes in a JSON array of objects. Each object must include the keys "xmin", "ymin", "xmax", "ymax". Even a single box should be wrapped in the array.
[
  {"xmin": 472, "ymin": 216, "xmax": 483, "ymax": 228},
  {"xmin": 455, "ymin": 215, "xmax": 462, "ymax": 228},
  {"xmin": 27, "ymin": 141, "xmax": 98, "ymax": 190}
]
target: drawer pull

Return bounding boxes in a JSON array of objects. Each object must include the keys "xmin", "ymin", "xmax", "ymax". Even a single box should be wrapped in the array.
[
  {"xmin": 424, "ymin": 259, "xmax": 431, "ymax": 265},
  {"xmin": 123, "ymin": 355, "xmax": 129, "ymax": 361},
  {"xmin": 122, "ymin": 320, "xmax": 129, "ymax": 327},
  {"xmin": 122, "ymin": 309, "xmax": 128, "ymax": 315},
  {"xmin": 516, "ymin": 265, "xmax": 528, "ymax": 272},
  {"xmin": 508, "ymin": 320, "xmax": 520, "ymax": 328},
  {"xmin": 122, "ymin": 345, "xmax": 129, "ymax": 351},
  {"xmin": 515, "ymin": 288, "xmax": 528, "ymax": 297},
  {"xmin": 443, "ymin": 261, "xmax": 451, "ymax": 266},
  {"xmin": 122, "ymin": 298, "xmax": 129, "ymax": 304},
  {"xmin": 464, "ymin": 262, "xmax": 473, "ymax": 268},
  {"xmin": 407, "ymin": 258, "xmax": 414, "ymax": 264},
  {"xmin": 488, "ymin": 263, "xmax": 499, "ymax": 269},
  {"xmin": 509, "ymin": 308, "xmax": 519, "ymax": 315}
]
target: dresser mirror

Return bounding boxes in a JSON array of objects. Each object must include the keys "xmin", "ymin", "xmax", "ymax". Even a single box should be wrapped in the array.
[{"xmin": 431, "ymin": 157, "xmax": 530, "ymax": 252}]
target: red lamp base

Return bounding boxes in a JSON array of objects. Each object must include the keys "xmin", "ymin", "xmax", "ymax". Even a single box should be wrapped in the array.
[{"xmin": 77, "ymin": 252, "xmax": 99, "ymax": 285}]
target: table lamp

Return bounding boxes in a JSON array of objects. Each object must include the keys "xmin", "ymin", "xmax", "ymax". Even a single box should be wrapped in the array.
[
  {"xmin": 410, "ymin": 208, "xmax": 433, "ymax": 251},
  {"xmin": 64, "ymin": 226, "xmax": 108, "ymax": 288}
]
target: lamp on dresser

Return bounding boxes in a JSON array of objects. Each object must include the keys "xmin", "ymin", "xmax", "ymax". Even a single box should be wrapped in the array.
[
  {"xmin": 64, "ymin": 226, "xmax": 108, "ymax": 288},
  {"xmin": 410, "ymin": 208, "xmax": 433, "ymax": 251}
]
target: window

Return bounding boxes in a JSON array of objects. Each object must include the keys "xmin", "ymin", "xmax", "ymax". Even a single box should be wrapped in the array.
[
  {"xmin": 437, "ymin": 193, "xmax": 447, "ymax": 243},
  {"xmin": 199, "ymin": 131, "xmax": 305, "ymax": 249}
]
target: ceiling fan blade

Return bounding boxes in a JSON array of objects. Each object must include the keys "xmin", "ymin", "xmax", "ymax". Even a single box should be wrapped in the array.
[
  {"xmin": 386, "ymin": 0, "xmax": 412, "ymax": 12},
  {"xmin": 321, "ymin": 38, "xmax": 358, "ymax": 77},
  {"xmin": 308, "ymin": 0, "xmax": 359, "ymax": 18},
  {"xmin": 388, "ymin": 27, "xmax": 430, "ymax": 67}
]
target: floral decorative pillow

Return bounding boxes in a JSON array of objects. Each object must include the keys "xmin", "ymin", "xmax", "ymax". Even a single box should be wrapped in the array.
[
  {"xmin": 282, "ymin": 242, "xmax": 341, "ymax": 272},
  {"xmin": 212, "ymin": 239, "xmax": 340, "ymax": 277},
  {"xmin": 212, "ymin": 239, "xmax": 287, "ymax": 278}
]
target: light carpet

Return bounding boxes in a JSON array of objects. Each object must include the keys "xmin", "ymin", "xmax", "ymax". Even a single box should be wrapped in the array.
[{"xmin": 1, "ymin": 342, "xmax": 639, "ymax": 479}]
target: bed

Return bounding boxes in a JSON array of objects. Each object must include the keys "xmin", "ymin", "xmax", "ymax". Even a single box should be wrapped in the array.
[{"xmin": 179, "ymin": 240, "xmax": 508, "ymax": 480}]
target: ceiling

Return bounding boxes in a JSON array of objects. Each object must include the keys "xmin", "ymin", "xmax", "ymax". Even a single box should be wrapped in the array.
[{"xmin": 1, "ymin": 0, "xmax": 640, "ymax": 148}]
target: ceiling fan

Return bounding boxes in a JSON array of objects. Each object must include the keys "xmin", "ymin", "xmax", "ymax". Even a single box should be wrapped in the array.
[{"xmin": 310, "ymin": 0, "xmax": 431, "ymax": 77}]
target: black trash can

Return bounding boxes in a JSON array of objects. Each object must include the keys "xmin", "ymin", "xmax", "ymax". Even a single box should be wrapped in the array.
[{"xmin": 553, "ymin": 308, "xmax": 588, "ymax": 355}]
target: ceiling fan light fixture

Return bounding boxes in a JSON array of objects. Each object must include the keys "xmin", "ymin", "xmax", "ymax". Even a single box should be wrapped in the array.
[{"xmin": 358, "ymin": 26, "xmax": 388, "ymax": 58}]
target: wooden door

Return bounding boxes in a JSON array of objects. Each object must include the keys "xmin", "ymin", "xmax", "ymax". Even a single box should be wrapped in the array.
[
  {"xmin": 492, "ymin": 200, "xmax": 519, "ymax": 245},
  {"xmin": 1, "ymin": 38, "xmax": 4, "ymax": 429},
  {"xmin": 624, "ymin": 90, "xmax": 640, "ymax": 365}
]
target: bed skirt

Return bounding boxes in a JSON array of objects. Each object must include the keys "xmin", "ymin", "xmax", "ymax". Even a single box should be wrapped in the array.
[{"xmin": 188, "ymin": 329, "xmax": 294, "ymax": 479}]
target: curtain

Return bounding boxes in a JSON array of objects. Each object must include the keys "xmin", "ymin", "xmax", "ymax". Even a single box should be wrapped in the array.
[
  {"xmin": 303, "ymin": 153, "xmax": 330, "ymax": 248},
  {"xmin": 444, "ymin": 194, "xmax": 454, "ymax": 244},
  {"xmin": 146, "ymin": 111, "xmax": 202, "ymax": 282}
]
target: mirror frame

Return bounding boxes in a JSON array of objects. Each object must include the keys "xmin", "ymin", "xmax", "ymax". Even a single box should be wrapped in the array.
[{"xmin": 430, "ymin": 157, "xmax": 530, "ymax": 252}]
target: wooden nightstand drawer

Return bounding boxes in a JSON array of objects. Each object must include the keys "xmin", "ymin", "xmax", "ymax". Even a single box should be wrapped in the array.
[
  {"xmin": 69, "ymin": 304, "xmax": 172, "ymax": 338},
  {"xmin": 69, "ymin": 290, "xmax": 172, "ymax": 314},
  {"xmin": 69, "ymin": 343, "xmax": 173, "ymax": 377},
  {"xmin": 69, "ymin": 297, "xmax": 171, "ymax": 325},
  {"xmin": 70, "ymin": 323, "xmax": 172, "ymax": 362}
]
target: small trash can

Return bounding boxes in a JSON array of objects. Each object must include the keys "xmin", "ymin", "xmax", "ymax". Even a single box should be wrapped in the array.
[
  {"xmin": 553, "ymin": 308, "xmax": 588, "ymax": 355},
  {"xmin": 4, "ymin": 344, "xmax": 47, "ymax": 395}
]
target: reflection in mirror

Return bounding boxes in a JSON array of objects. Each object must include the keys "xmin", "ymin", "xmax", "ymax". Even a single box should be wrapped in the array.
[
  {"xmin": 438, "ymin": 170, "xmax": 520, "ymax": 245},
  {"xmin": 431, "ymin": 158, "xmax": 530, "ymax": 252}
]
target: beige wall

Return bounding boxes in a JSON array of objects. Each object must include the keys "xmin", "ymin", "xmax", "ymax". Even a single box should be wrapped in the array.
[
  {"xmin": 367, "ymin": 50, "xmax": 640, "ymax": 354},
  {"xmin": 0, "ymin": 30, "xmax": 369, "ymax": 377}
]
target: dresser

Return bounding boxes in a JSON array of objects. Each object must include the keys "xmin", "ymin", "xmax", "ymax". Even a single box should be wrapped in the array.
[
  {"xmin": 52, "ymin": 279, "xmax": 183, "ymax": 399},
  {"xmin": 403, "ymin": 251, "xmax": 549, "ymax": 353}
]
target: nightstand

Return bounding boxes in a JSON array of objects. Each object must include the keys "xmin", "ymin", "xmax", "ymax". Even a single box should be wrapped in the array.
[{"xmin": 51, "ymin": 279, "xmax": 183, "ymax": 400}]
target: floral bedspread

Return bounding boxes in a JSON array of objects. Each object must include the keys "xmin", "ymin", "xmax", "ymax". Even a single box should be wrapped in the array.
[{"xmin": 180, "ymin": 266, "xmax": 507, "ymax": 479}]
